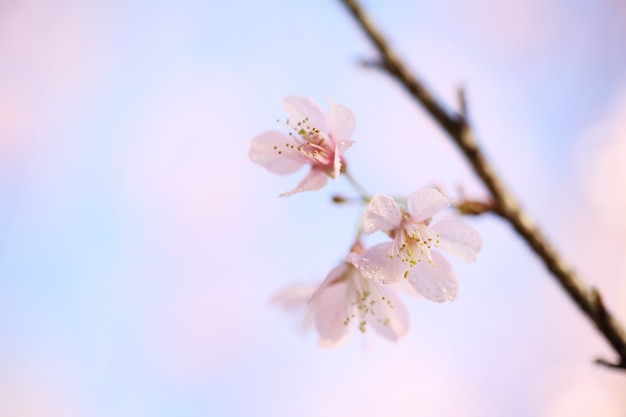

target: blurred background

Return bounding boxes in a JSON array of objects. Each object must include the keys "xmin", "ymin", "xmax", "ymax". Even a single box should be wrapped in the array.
[{"xmin": 1, "ymin": 0, "xmax": 625, "ymax": 416}]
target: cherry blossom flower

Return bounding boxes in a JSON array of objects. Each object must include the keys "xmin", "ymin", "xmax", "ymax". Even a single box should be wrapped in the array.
[
  {"xmin": 357, "ymin": 187, "xmax": 482, "ymax": 302},
  {"xmin": 249, "ymin": 96, "xmax": 356, "ymax": 197},
  {"xmin": 272, "ymin": 247, "xmax": 409, "ymax": 347}
]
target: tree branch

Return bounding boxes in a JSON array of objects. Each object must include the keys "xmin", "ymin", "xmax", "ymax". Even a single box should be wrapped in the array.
[{"xmin": 338, "ymin": 0, "xmax": 626, "ymax": 368}]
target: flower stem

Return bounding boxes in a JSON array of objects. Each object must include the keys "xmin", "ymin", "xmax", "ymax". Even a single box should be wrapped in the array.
[{"xmin": 342, "ymin": 170, "xmax": 372, "ymax": 202}]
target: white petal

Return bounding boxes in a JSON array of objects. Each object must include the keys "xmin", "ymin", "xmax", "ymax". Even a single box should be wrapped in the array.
[
  {"xmin": 407, "ymin": 251, "xmax": 458, "ymax": 302},
  {"xmin": 366, "ymin": 283, "xmax": 410, "ymax": 342},
  {"xmin": 357, "ymin": 242, "xmax": 407, "ymax": 284},
  {"xmin": 431, "ymin": 217, "xmax": 482, "ymax": 262},
  {"xmin": 282, "ymin": 96, "xmax": 330, "ymax": 134},
  {"xmin": 407, "ymin": 187, "xmax": 450, "ymax": 223},
  {"xmin": 312, "ymin": 265, "xmax": 351, "ymax": 347},
  {"xmin": 249, "ymin": 131, "xmax": 306, "ymax": 174},
  {"xmin": 279, "ymin": 168, "xmax": 328, "ymax": 197},
  {"xmin": 362, "ymin": 194, "xmax": 402, "ymax": 234},
  {"xmin": 329, "ymin": 99, "xmax": 356, "ymax": 140}
]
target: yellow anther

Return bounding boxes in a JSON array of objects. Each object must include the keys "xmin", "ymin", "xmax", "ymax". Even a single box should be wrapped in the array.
[{"xmin": 359, "ymin": 321, "xmax": 367, "ymax": 333}]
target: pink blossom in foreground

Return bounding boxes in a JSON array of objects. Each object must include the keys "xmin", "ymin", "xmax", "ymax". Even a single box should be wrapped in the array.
[
  {"xmin": 249, "ymin": 96, "xmax": 355, "ymax": 197},
  {"xmin": 272, "ymin": 249, "xmax": 409, "ymax": 347},
  {"xmin": 357, "ymin": 187, "xmax": 482, "ymax": 302}
]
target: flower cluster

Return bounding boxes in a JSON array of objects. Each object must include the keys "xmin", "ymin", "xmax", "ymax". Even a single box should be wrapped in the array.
[{"xmin": 250, "ymin": 96, "xmax": 482, "ymax": 346}]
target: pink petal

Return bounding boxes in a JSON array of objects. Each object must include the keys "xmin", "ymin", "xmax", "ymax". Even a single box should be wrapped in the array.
[
  {"xmin": 357, "ymin": 241, "xmax": 407, "ymax": 284},
  {"xmin": 282, "ymin": 96, "xmax": 330, "ymax": 134},
  {"xmin": 270, "ymin": 283, "xmax": 316, "ymax": 311},
  {"xmin": 407, "ymin": 251, "xmax": 458, "ymax": 302},
  {"xmin": 329, "ymin": 99, "xmax": 356, "ymax": 140},
  {"xmin": 407, "ymin": 187, "xmax": 450, "ymax": 223},
  {"xmin": 331, "ymin": 139, "xmax": 355, "ymax": 179},
  {"xmin": 362, "ymin": 194, "xmax": 402, "ymax": 234},
  {"xmin": 366, "ymin": 284, "xmax": 410, "ymax": 342},
  {"xmin": 336, "ymin": 139, "xmax": 355, "ymax": 157},
  {"xmin": 279, "ymin": 168, "xmax": 328, "ymax": 197},
  {"xmin": 311, "ymin": 263, "xmax": 349, "ymax": 299},
  {"xmin": 430, "ymin": 217, "xmax": 482, "ymax": 262},
  {"xmin": 249, "ymin": 131, "xmax": 306, "ymax": 174},
  {"xmin": 312, "ymin": 265, "xmax": 351, "ymax": 347},
  {"xmin": 389, "ymin": 277, "xmax": 422, "ymax": 299},
  {"xmin": 344, "ymin": 251, "xmax": 361, "ymax": 266}
]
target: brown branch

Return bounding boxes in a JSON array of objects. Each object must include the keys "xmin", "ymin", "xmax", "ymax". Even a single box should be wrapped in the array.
[{"xmin": 338, "ymin": 0, "xmax": 626, "ymax": 368}]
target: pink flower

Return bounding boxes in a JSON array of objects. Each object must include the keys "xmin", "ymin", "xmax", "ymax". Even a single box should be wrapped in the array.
[
  {"xmin": 249, "ymin": 96, "xmax": 355, "ymax": 197},
  {"xmin": 357, "ymin": 187, "xmax": 482, "ymax": 302},
  {"xmin": 272, "ymin": 250, "xmax": 409, "ymax": 347}
]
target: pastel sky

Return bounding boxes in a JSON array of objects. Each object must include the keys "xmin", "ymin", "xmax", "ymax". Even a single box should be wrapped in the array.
[{"xmin": 1, "ymin": 1, "xmax": 625, "ymax": 416}]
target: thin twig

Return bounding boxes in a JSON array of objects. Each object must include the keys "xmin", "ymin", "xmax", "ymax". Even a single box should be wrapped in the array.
[
  {"xmin": 342, "ymin": 169, "xmax": 372, "ymax": 201},
  {"xmin": 338, "ymin": 0, "xmax": 626, "ymax": 368},
  {"xmin": 457, "ymin": 85, "xmax": 468, "ymax": 120},
  {"xmin": 455, "ymin": 199, "xmax": 494, "ymax": 216}
]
